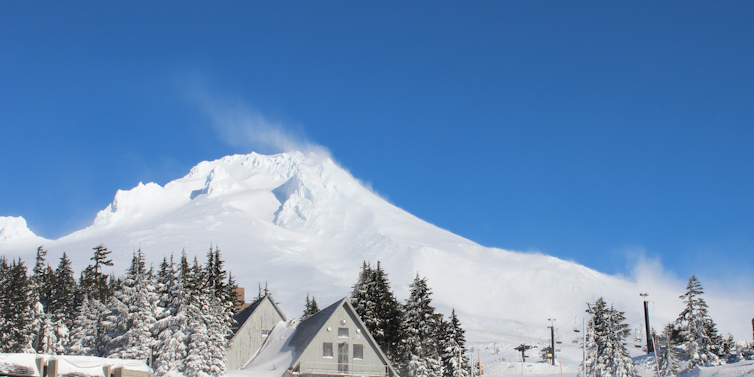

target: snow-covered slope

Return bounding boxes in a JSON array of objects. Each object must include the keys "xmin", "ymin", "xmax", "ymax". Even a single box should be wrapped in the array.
[{"xmin": 0, "ymin": 152, "xmax": 749, "ymax": 341}]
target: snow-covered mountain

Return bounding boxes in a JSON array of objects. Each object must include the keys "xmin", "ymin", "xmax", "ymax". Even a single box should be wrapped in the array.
[{"xmin": 0, "ymin": 151, "xmax": 749, "ymax": 340}]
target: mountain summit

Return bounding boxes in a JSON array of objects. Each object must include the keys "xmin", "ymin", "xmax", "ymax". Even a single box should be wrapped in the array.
[{"xmin": 0, "ymin": 151, "xmax": 748, "ymax": 338}]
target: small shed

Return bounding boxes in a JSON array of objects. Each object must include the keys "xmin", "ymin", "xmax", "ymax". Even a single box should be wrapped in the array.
[{"xmin": 226, "ymin": 294, "xmax": 288, "ymax": 370}]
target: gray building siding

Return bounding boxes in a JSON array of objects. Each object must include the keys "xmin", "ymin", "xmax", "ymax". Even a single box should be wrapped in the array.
[
  {"xmin": 295, "ymin": 303, "xmax": 390, "ymax": 376},
  {"xmin": 226, "ymin": 297, "xmax": 286, "ymax": 370}
]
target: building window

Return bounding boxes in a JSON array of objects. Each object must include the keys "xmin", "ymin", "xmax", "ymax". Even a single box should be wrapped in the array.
[
  {"xmin": 353, "ymin": 344, "xmax": 364, "ymax": 360},
  {"xmin": 338, "ymin": 342, "xmax": 349, "ymax": 372},
  {"xmin": 323, "ymin": 342, "xmax": 334, "ymax": 358},
  {"xmin": 262, "ymin": 330, "xmax": 270, "ymax": 338},
  {"xmin": 338, "ymin": 327, "xmax": 349, "ymax": 338}
]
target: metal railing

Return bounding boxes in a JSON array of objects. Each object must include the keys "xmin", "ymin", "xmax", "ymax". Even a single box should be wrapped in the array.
[{"xmin": 298, "ymin": 361, "xmax": 389, "ymax": 376}]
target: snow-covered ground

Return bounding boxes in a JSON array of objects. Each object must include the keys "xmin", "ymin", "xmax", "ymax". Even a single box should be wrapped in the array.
[{"xmin": 1, "ymin": 151, "xmax": 751, "ymax": 344}]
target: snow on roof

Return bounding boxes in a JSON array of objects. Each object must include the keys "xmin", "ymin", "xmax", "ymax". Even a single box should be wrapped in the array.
[
  {"xmin": 0, "ymin": 353, "xmax": 40, "ymax": 377},
  {"xmin": 53, "ymin": 356, "xmax": 151, "ymax": 374},
  {"xmin": 228, "ymin": 320, "xmax": 298, "ymax": 377}
]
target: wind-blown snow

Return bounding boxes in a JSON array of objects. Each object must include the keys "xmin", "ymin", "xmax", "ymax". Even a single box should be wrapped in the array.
[{"xmin": 0, "ymin": 151, "xmax": 751, "ymax": 342}]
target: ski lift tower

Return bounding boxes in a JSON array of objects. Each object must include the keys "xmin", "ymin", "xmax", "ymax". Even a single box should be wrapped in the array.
[
  {"xmin": 639, "ymin": 293, "xmax": 654, "ymax": 353},
  {"xmin": 547, "ymin": 318, "xmax": 556, "ymax": 365}
]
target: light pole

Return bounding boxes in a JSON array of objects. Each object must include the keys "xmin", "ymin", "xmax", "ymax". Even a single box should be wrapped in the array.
[{"xmin": 640, "ymin": 293, "xmax": 654, "ymax": 353}]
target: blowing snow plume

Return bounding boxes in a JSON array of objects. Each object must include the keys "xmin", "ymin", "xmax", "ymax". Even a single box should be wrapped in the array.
[{"xmin": 190, "ymin": 84, "xmax": 327, "ymax": 157}]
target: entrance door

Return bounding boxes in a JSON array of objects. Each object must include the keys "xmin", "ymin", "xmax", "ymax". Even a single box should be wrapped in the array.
[{"xmin": 338, "ymin": 342, "xmax": 349, "ymax": 372}]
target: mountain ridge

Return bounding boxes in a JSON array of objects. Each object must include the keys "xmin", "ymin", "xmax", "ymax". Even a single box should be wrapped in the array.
[{"xmin": 1, "ymin": 151, "xmax": 749, "ymax": 339}]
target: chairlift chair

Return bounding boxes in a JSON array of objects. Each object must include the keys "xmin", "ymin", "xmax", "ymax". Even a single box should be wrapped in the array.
[
  {"xmin": 634, "ymin": 328, "xmax": 643, "ymax": 348},
  {"xmin": 573, "ymin": 318, "xmax": 580, "ymax": 333}
]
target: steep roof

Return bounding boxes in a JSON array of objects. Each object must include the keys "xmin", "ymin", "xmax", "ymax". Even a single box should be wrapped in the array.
[
  {"xmin": 231, "ymin": 294, "xmax": 287, "ymax": 335},
  {"xmin": 286, "ymin": 298, "xmax": 344, "ymax": 358}
]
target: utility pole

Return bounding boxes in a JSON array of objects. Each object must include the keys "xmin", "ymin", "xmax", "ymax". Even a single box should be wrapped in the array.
[
  {"xmin": 548, "ymin": 318, "xmax": 556, "ymax": 366},
  {"xmin": 640, "ymin": 293, "xmax": 654, "ymax": 353}
]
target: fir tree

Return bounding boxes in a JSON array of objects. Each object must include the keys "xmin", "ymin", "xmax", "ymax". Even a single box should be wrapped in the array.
[
  {"xmin": 80, "ymin": 245, "xmax": 115, "ymax": 303},
  {"xmin": 301, "ymin": 293, "xmax": 320, "ymax": 320},
  {"xmin": 67, "ymin": 295, "xmax": 108, "ymax": 356},
  {"xmin": 102, "ymin": 249, "xmax": 157, "ymax": 361},
  {"xmin": 184, "ymin": 257, "xmax": 212, "ymax": 377},
  {"xmin": 581, "ymin": 298, "xmax": 636, "ymax": 377},
  {"xmin": 674, "ymin": 275, "xmax": 722, "ymax": 367},
  {"xmin": 402, "ymin": 273, "xmax": 443, "ymax": 377},
  {"xmin": 31, "ymin": 246, "xmax": 56, "ymax": 310},
  {"xmin": 153, "ymin": 254, "xmax": 189, "ymax": 376},
  {"xmin": 657, "ymin": 324, "xmax": 680, "ymax": 376},
  {"xmin": 0, "ymin": 258, "xmax": 36, "ymax": 353},
  {"xmin": 51, "ymin": 252, "xmax": 78, "ymax": 328},
  {"xmin": 351, "ymin": 261, "xmax": 404, "ymax": 366},
  {"xmin": 440, "ymin": 309, "xmax": 470, "ymax": 377}
]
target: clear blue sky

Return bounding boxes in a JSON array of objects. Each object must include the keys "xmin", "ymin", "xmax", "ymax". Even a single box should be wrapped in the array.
[{"xmin": 2, "ymin": 2, "xmax": 753, "ymax": 285}]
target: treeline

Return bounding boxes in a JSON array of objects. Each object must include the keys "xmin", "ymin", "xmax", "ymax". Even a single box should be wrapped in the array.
[
  {"xmin": 0, "ymin": 245, "xmax": 239, "ymax": 377},
  {"xmin": 583, "ymin": 275, "xmax": 754, "ymax": 377},
  {"xmin": 346, "ymin": 262, "xmax": 470, "ymax": 377}
]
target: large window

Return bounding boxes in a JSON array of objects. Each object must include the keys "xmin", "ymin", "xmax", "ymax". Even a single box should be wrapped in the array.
[
  {"xmin": 353, "ymin": 344, "xmax": 364, "ymax": 360},
  {"xmin": 338, "ymin": 327, "xmax": 349, "ymax": 338},
  {"xmin": 338, "ymin": 342, "xmax": 349, "ymax": 372},
  {"xmin": 323, "ymin": 343, "xmax": 333, "ymax": 358}
]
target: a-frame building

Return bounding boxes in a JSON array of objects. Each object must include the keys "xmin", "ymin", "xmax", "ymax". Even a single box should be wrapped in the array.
[
  {"xmin": 238, "ymin": 298, "xmax": 397, "ymax": 377},
  {"xmin": 226, "ymin": 294, "xmax": 288, "ymax": 370}
]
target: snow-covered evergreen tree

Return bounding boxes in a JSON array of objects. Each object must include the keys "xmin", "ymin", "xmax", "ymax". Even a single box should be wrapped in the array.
[
  {"xmin": 102, "ymin": 249, "xmax": 157, "ymax": 361},
  {"xmin": 440, "ymin": 309, "xmax": 470, "ymax": 377},
  {"xmin": 0, "ymin": 257, "xmax": 36, "ymax": 353},
  {"xmin": 67, "ymin": 295, "xmax": 108, "ymax": 356},
  {"xmin": 51, "ymin": 252, "xmax": 78, "ymax": 328},
  {"xmin": 674, "ymin": 275, "xmax": 722, "ymax": 367},
  {"xmin": 657, "ymin": 324, "xmax": 680, "ymax": 377},
  {"xmin": 182, "ymin": 255, "xmax": 230, "ymax": 377},
  {"xmin": 402, "ymin": 273, "xmax": 443, "ymax": 377},
  {"xmin": 351, "ymin": 261, "xmax": 404, "ymax": 366},
  {"xmin": 153, "ymin": 254, "xmax": 188, "ymax": 376},
  {"xmin": 581, "ymin": 298, "xmax": 636, "ymax": 377},
  {"xmin": 184, "ymin": 257, "xmax": 212, "ymax": 377},
  {"xmin": 351, "ymin": 262, "xmax": 377, "ymax": 324},
  {"xmin": 79, "ymin": 245, "xmax": 115, "ymax": 305}
]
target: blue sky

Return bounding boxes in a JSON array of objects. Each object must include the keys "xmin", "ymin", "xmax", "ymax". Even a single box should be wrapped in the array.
[{"xmin": 1, "ymin": 2, "xmax": 753, "ymax": 285}]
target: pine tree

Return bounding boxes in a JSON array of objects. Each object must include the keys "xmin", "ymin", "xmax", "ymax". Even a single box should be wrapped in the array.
[
  {"xmin": 674, "ymin": 275, "xmax": 722, "ymax": 367},
  {"xmin": 402, "ymin": 274, "xmax": 443, "ymax": 377},
  {"xmin": 184, "ymin": 257, "xmax": 212, "ymax": 377},
  {"xmin": 440, "ymin": 309, "xmax": 470, "ymax": 377},
  {"xmin": 301, "ymin": 293, "xmax": 320, "ymax": 320},
  {"xmin": 102, "ymin": 249, "xmax": 157, "ymax": 361},
  {"xmin": 51, "ymin": 252, "xmax": 78, "ymax": 328},
  {"xmin": 67, "ymin": 295, "xmax": 108, "ymax": 356},
  {"xmin": 351, "ymin": 261, "xmax": 404, "ymax": 366},
  {"xmin": 153, "ymin": 254, "xmax": 188, "ymax": 376},
  {"xmin": 80, "ymin": 245, "xmax": 115, "ymax": 303},
  {"xmin": 0, "ymin": 258, "xmax": 36, "ymax": 353},
  {"xmin": 657, "ymin": 324, "xmax": 680, "ymax": 377},
  {"xmin": 581, "ymin": 298, "xmax": 636, "ymax": 377}
]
